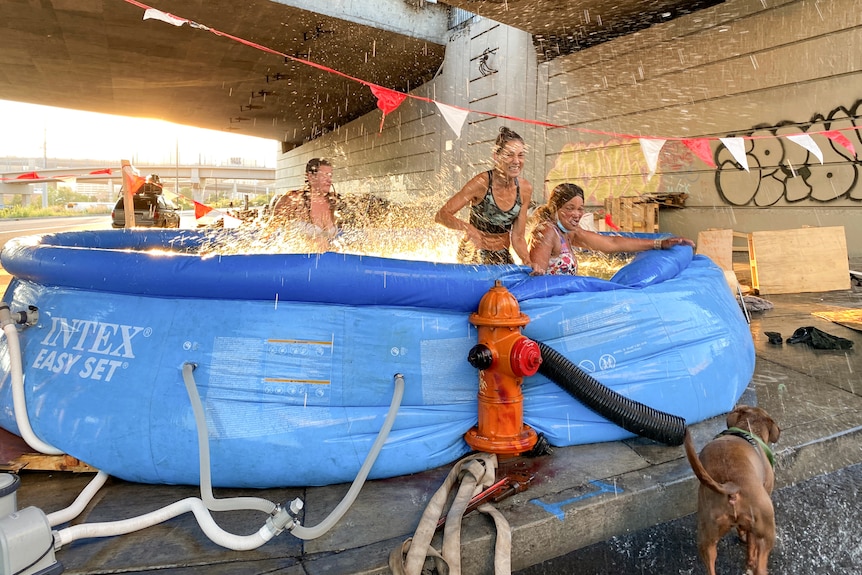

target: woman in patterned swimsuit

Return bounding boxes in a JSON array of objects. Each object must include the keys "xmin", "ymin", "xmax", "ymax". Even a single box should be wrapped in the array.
[
  {"xmin": 435, "ymin": 127, "xmax": 534, "ymax": 266},
  {"xmin": 528, "ymin": 183, "xmax": 695, "ymax": 275}
]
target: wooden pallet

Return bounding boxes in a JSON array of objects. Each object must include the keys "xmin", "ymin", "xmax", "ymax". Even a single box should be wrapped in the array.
[
  {"xmin": 640, "ymin": 192, "xmax": 689, "ymax": 208},
  {"xmin": 604, "ymin": 196, "xmax": 659, "ymax": 233},
  {"xmin": 0, "ymin": 428, "xmax": 95, "ymax": 473}
]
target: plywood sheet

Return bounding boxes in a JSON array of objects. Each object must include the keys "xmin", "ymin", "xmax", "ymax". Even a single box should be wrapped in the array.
[
  {"xmin": 749, "ymin": 226, "xmax": 850, "ymax": 294},
  {"xmin": 696, "ymin": 229, "xmax": 734, "ymax": 271},
  {"xmin": 812, "ymin": 308, "xmax": 862, "ymax": 332}
]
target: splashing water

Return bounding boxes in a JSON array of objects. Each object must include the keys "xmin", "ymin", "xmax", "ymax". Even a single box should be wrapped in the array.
[{"xmin": 168, "ymin": 197, "xmax": 634, "ymax": 277}]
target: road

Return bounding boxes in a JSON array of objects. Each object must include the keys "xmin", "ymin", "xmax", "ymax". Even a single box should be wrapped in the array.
[
  {"xmin": 0, "ymin": 214, "xmax": 199, "ymax": 288},
  {"xmin": 0, "ymin": 215, "xmax": 109, "ymax": 251},
  {"xmin": 0, "ymin": 213, "xmax": 202, "ymax": 252},
  {"xmin": 0, "ymin": 215, "xmax": 113, "ymax": 287},
  {"xmin": 516, "ymin": 462, "xmax": 862, "ymax": 575}
]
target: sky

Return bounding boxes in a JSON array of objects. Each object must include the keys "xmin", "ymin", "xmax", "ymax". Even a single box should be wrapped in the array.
[{"xmin": 0, "ymin": 100, "xmax": 278, "ymax": 167}]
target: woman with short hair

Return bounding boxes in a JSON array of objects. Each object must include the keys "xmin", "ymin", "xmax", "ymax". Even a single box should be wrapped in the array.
[{"xmin": 267, "ymin": 157, "xmax": 341, "ymax": 250}]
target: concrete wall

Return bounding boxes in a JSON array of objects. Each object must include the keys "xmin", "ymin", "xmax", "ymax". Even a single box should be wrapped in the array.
[
  {"xmin": 539, "ymin": 0, "xmax": 862, "ymax": 256},
  {"xmin": 276, "ymin": 15, "xmax": 542, "ymax": 222},
  {"xmin": 278, "ymin": 0, "xmax": 862, "ymax": 256}
]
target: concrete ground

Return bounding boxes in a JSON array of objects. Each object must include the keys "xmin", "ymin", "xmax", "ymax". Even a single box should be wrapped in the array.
[
  {"xmin": 516, "ymin": 461, "xmax": 862, "ymax": 574},
  {"xmin": 3, "ymin": 264, "xmax": 862, "ymax": 575}
]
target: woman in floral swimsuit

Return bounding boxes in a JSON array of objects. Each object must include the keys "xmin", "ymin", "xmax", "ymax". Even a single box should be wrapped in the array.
[{"xmin": 528, "ymin": 183, "xmax": 695, "ymax": 275}]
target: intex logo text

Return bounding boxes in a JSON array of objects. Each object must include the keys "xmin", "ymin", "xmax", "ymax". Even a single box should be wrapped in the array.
[{"xmin": 31, "ymin": 317, "xmax": 150, "ymax": 382}]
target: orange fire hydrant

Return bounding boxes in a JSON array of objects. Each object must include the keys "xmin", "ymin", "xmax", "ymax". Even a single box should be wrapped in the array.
[{"xmin": 464, "ymin": 280, "xmax": 542, "ymax": 456}]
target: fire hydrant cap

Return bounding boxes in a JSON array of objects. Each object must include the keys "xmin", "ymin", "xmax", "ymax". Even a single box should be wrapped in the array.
[
  {"xmin": 511, "ymin": 337, "xmax": 542, "ymax": 377},
  {"xmin": 470, "ymin": 281, "xmax": 529, "ymax": 327}
]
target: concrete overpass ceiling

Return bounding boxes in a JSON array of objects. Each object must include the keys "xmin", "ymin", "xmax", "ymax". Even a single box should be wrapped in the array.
[
  {"xmin": 442, "ymin": 0, "xmax": 725, "ymax": 60},
  {"xmin": 0, "ymin": 0, "xmax": 448, "ymax": 149},
  {"xmin": 0, "ymin": 0, "xmax": 726, "ymax": 149}
]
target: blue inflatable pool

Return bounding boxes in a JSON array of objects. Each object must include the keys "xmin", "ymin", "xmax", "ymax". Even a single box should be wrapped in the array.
[{"xmin": 0, "ymin": 229, "xmax": 753, "ymax": 487}]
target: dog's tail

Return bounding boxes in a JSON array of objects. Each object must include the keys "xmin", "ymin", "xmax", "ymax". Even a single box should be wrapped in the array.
[{"xmin": 683, "ymin": 428, "xmax": 739, "ymax": 497}]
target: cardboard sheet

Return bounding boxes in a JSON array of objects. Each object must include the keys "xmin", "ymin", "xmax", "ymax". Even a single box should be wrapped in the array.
[{"xmin": 812, "ymin": 308, "xmax": 862, "ymax": 333}]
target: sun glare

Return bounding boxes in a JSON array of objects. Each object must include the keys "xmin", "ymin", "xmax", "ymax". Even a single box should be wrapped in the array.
[{"xmin": 0, "ymin": 100, "xmax": 277, "ymax": 166}]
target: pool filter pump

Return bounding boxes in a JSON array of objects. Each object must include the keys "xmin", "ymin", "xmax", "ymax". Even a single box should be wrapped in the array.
[{"xmin": 0, "ymin": 473, "xmax": 62, "ymax": 575}]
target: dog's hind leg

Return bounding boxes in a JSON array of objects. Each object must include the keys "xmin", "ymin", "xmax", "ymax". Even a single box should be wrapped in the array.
[
  {"xmin": 697, "ymin": 520, "xmax": 729, "ymax": 575},
  {"xmin": 698, "ymin": 540, "xmax": 719, "ymax": 575},
  {"xmin": 752, "ymin": 529, "xmax": 775, "ymax": 575},
  {"xmin": 746, "ymin": 512, "xmax": 775, "ymax": 575}
]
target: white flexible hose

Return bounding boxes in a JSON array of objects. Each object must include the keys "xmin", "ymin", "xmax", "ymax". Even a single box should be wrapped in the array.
[
  {"xmin": 55, "ymin": 372, "xmax": 405, "ymax": 549},
  {"xmin": 182, "ymin": 363, "xmax": 277, "ymax": 514},
  {"xmin": 0, "ymin": 309, "xmax": 64, "ymax": 455},
  {"xmin": 47, "ymin": 470, "xmax": 110, "ymax": 527},
  {"xmin": 0, "ymin": 305, "xmax": 112, "ymax": 527},
  {"xmin": 290, "ymin": 373, "xmax": 405, "ymax": 540},
  {"xmin": 5, "ymin": 340, "xmax": 403, "ymax": 551},
  {"xmin": 54, "ymin": 496, "xmax": 275, "ymax": 551}
]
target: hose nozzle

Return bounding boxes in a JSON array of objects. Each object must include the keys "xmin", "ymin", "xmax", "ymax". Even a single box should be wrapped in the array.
[{"xmin": 0, "ymin": 304, "xmax": 39, "ymax": 327}]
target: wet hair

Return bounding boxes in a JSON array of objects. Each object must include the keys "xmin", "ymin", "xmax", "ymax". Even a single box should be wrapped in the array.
[
  {"xmin": 305, "ymin": 158, "xmax": 332, "ymax": 174},
  {"xmin": 548, "ymin": 183, "xmax": 584, "ymax": 212},
  {"xmin": 493, "ymin": 126, "xmax": 524, "ymax": 154},
  {"xmin": 531, "ymin": 183, "xmax": 585, "ymax": 225}
]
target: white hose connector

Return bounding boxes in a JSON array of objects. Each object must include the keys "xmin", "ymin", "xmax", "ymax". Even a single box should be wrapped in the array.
[
  {"xmin": 47, "ymin": 470, "xmax": 110, "ymax": 527},
  {"xmin": 182, "ymin": 362, "xmax": 277, "ymax": 514},
  {"xmin": 290, "ymin": 372, "xmax": 405, "ymax": 540},
  {"xmin": 0, "ymin": 303, "xmax": 64, "ymax": 455}
]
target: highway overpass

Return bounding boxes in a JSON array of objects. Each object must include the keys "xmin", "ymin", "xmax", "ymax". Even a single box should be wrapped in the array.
[{"xmin": 0, "ymin": 164, "xmax": 276, "ymax": 205}]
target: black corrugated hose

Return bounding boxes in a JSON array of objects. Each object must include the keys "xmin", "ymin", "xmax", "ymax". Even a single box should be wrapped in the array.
[{"xmin": 536, "ymin": 341, "xmax": 686, "ymax": 446}]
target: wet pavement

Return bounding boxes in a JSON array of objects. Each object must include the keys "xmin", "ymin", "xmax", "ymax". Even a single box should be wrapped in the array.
[
  {"xmin": 516, "ymin": 461, "xmax": 862, "ymax": 574},
  {"xmin": 3, "ymin": 264, "xmax": 862, "ymax": 575}
]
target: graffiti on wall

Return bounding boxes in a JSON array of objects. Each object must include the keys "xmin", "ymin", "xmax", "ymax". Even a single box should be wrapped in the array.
[
  {"xmin": 714, "ymin": 100, "xmax": 862, "ymax": 206},
  {"xmin": 545, "ymin": 138, "xmax": 697, "ymax": 204}
]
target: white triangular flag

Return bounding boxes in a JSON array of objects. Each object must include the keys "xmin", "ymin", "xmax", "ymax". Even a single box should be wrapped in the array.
[
  {"xmin": 639, "ymin": 138, "xmax": 666, "ymax": 180},
  {"xmin": 222, "ymin": 214, "xmax": 243, "ymax": 228},
  {"xmin": 719, "ymin": 137, "xmax": 749, "ymax": 172},
  {"xmin": 785, "ymin": 134, "xmax": 824, "ymax": 164},
  {"xmin": 203, "ymin": 207, "xmax": 244, "ymax": 228},
  {"xmin": 435, "ymin": 101, "xmax": 470, "ymax": 139},
  {"xmin": 143, "ymin": 9, "xmax": 186, "ymax": 27}
]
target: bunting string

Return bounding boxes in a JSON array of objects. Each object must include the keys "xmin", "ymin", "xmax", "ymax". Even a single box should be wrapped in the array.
[
  {"xmin": 48, "ymin": 1, "xmax": 852, "ymax": 171},
  {"xmin": 0, "ymin": 168, "xmax": 117, "ymax": 182}
]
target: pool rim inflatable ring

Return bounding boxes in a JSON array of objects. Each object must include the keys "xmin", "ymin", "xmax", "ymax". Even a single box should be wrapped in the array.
[{"xmin": 1, "ymin": 229, "xmax": 689, "ymax": 312}]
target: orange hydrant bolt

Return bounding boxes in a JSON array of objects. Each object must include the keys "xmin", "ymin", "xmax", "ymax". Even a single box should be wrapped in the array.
[{"xmin": 464, "ymin": 281, "xmax": 541, "ymax": 456}]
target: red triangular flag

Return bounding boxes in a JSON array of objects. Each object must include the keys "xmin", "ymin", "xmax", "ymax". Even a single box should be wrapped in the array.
[
  {"xmin": 16, "ymin": 172, "xmax": 40, "ymax": 180},
  {"xmin": 194, "ymin": 200, "xmax": 214, "ymax": 219},
  {"xmin": 120, "ymin": 160, "xmax": 146, "ymax": 194},
  {"xmin": 89, "ymin": 168, "xmax": 113, "ymax": 175},
  {"xmin": 369, "ymin": 84, "xmax": 407, "ymax": 132},
  {"xmin": 822, "ymin": 130, "xmax": 857, "ymax": 158},
  {"xmin": 681, "ymin": 138, "xmax": 717, "ymax": 168}
]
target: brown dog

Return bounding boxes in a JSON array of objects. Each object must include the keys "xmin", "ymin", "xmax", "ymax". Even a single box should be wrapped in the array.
[{"xmin": 683, "ymin": 405, "xmax": 781, "ymax": 575}]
